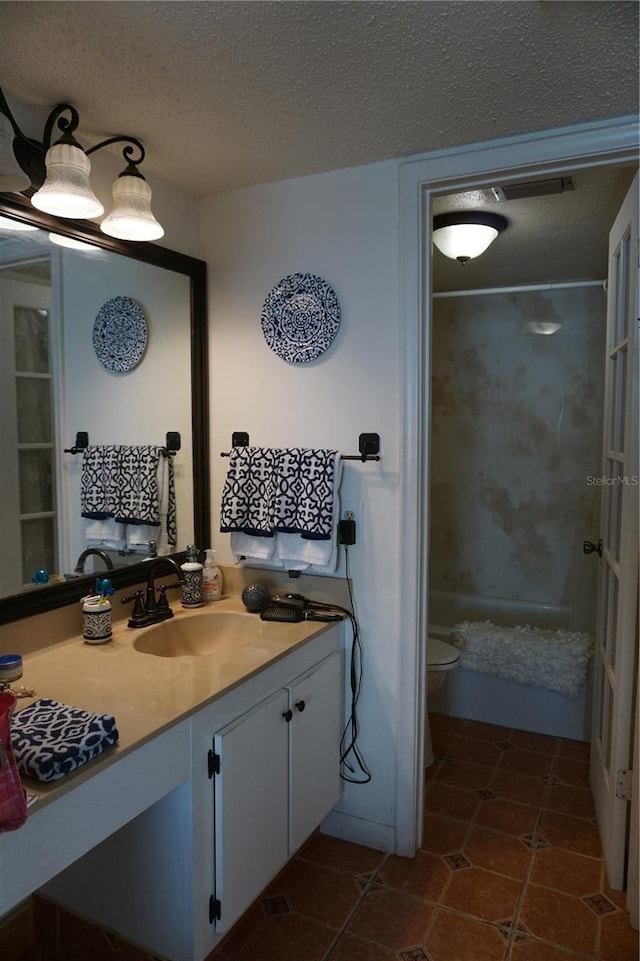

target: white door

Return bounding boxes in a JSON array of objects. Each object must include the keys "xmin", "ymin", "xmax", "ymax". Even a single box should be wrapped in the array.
[
  {"xmin": 590, "ymin": 171, "xmax": 639, "ymax": 890},
  {"xmin": 0, "ymin": 275, "xmax": 55, "ymax": 594}
]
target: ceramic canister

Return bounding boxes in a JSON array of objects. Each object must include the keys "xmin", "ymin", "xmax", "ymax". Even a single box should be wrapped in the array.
[{"xmin": 82, "ymin": 599, "xmax": 112, "ymax": 643}]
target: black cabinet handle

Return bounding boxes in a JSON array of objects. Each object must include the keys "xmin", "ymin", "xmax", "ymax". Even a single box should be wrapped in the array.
[
  {"xmin": 282, "ymin": 709, "xmax": 293, "ymax": 723},
  {"xmin": 295, "ymin": 700, "xmax": 306, "ymax": 713}
]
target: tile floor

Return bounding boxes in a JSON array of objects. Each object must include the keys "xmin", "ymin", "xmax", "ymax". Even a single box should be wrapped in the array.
[
  {"xmin": 4, "ymin": 714, "xmax": 638, "ymax": 961},
  {"xmin": 206, "ymin": 713, "xmax": 639, "ymax": 961}
]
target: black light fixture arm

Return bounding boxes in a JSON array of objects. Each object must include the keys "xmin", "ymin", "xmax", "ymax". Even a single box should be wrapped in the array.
[
  {"xmin": 41, "ymin": 103, "xmax": 81, "ymax": 149},
  {"xmin": 86, "ymin": 137, "xmax": 146, "ymax": 179},
  {"xmin": 1, "ymin": 82, "xmax": 146, "ymax": 190}
]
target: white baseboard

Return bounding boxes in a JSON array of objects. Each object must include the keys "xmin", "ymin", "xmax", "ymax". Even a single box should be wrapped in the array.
[{"xmin": 320, "ymin": 809, "xmax": 395, "ymax": 854}]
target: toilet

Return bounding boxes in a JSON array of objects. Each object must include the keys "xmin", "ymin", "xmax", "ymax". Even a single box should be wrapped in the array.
[{"xmin": 424, "ymin": 635, "xmax": 460, "ymax": 767}]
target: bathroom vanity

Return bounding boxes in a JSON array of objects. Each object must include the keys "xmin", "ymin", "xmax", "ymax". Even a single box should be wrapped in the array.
[{"xmin": 0, "ymin": 597, "xmax": 343, "ymax": 961}]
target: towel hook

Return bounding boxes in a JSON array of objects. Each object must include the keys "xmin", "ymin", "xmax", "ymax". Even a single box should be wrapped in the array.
[{"xmin": 63, "ymin": 431, "xmax": 89, "ymax": 454}]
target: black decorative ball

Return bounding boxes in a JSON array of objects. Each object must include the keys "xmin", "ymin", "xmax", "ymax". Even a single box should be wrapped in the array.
[{"xmin": 241, "ymin": 583, "xmax": 271, "ymax": 613}]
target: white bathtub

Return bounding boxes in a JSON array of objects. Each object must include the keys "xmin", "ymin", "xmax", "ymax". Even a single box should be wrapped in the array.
[{"xmin": 428, "ymin": 590, "xmax": 593, "ymax": 741}]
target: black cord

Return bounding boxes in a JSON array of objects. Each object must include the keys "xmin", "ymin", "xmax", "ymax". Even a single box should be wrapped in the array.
[
  {"xmin": 282, "ymin": 564, "xmax": 371, "ymax": 783},
  {"xmin": 337, "ymin": 547, "xmax": 371, "ymax": 784}
]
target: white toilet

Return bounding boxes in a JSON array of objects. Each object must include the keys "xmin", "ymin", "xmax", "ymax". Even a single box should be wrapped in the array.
[{"xmin": 424, "ymin": 635, "xmax": 461, "ymax": 767}]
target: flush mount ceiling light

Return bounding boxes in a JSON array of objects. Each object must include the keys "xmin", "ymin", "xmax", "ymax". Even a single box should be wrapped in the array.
[
  {"xmin": 0, "ymin": 84, "xmax": 163, "ymax": 241},
  {"xmin": 433, "ymin": 211, "xmax": 508, "ymax": 265}
]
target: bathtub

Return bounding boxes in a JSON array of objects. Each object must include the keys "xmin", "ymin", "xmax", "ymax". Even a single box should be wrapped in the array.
[{"xmin": 427, "ymin": 590, "xmax": 593, "ymax": 741}]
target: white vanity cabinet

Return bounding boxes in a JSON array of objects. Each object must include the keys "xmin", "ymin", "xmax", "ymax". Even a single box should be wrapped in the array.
[
  {"xmin": 37, "ymin": 624, "xmax": 343, "ymax": 961},
  {"xmin": 211, "ymin": 651, "xmax": 342, "ymax": 934},
  {"xmin": 287, "ymin": 652, "xmax": 342, "ymax": 852}
]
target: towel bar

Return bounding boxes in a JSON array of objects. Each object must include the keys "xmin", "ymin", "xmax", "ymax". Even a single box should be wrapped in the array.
[
  {"xmin": 220, "ymin": 431, "xmax": 381, "ymax": 462},
  {"xmin": 64, "ymin": 431, "xmax": 181, "ymax": 456}
]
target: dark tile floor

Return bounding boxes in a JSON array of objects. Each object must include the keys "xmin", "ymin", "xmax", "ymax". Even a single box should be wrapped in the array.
[
  {"xmin": 206, "ymin": 714, "xmax": 639, "ymax": 961},
  {"xmin": 4, "ymin": 714, "xmax": 638, "ymax": 961}
]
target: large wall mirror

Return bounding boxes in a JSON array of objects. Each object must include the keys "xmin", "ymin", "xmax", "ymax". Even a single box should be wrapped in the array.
[{"xmin": 0, "ymin": 194, "xmax": 209, "ymax": 625}]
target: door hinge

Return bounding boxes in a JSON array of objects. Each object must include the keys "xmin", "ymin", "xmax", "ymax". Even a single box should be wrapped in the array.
[
  {"xmin": 208, "ymin": 747, "xmax": 220, "ymax": 778},
  {"xmin": 209, "ymin": 895, "xmax": 221, "ymax": 924},
  {"xmin": 616, "ymin": 769, "xmax": 632, "ymax": 801}
]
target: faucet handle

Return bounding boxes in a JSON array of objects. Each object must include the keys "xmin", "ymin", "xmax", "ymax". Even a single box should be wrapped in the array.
[
  {"xmin": 121, "ymin": 590, "xmax": 147, "ymax": 628},
  {"xmin": 152, "ymin": 584, "xmax": 176, "ymax": 621}
]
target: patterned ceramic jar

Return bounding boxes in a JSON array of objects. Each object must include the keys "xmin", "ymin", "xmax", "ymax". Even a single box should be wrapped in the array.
[
  {"xmin": 82, "ymin": 599, "xmax": 112, "ymax": 643},
  {"xmin": 180, "ymin": 568, "xmax": 204, "ymax": 608}
]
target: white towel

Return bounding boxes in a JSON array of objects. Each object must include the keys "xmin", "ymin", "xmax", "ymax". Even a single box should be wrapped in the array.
[
  {"xmin": 84, "ymin": 517, "xmax": 126, "ymax": 552},
  {"xmin": 275, "ymin": 532, "xmax": 338, "ymax": 572},
  {"xmin": 230, "ymin": 531, "xmax": 276, "ymax": 564}
]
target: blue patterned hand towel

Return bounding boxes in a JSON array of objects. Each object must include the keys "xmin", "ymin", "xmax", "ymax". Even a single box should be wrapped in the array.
[
  {"xmin": 220, "ymin": 447, "xmax": 338, "ymax": 539},
  {"xmin": 81, "ymin": 445, "xmax": 121, "ymax": 519},
  {"xmin": 220, "ymin": 447, "xmax": 280, "ymax": 536},
  {"xmin": 11, "ymin": 699, "xmax": 119, "ymax": 782}
]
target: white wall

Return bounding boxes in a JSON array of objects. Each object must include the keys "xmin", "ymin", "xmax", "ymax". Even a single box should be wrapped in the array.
[
  {"xmin": 200, "ymin": 162, "xmax": 403, "ymax": 849},
  {"xmin": 61, "ymin": 250, "xmax": 194, "ymax": 568}
]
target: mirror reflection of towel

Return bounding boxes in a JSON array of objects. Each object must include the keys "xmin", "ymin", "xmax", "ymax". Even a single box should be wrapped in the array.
[
  {"xmin": 80, "ymin": 445, "xmax": 121, "ymax": 520},
  {"xmin": 115, "ymin": 445, "xmax": 163, "ymax": 526},
  {"xmin": 81, "ymin": 445, "xmax": 176, "ymax": 553}
]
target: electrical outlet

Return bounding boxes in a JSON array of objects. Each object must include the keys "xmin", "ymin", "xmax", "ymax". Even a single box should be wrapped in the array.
[{"xmin": 341, "ymin": 501, "xmax": 362, "ymax": 541}]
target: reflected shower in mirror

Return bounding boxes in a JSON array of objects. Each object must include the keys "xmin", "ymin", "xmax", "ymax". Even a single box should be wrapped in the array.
[{"xmin": 0, "ymin": 196, "xmax": 209, "ymax": 625}]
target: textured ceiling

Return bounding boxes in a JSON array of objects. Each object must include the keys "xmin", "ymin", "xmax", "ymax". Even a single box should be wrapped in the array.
[
  {"xmin": 432, "ymin": 164, "xmax": 638, "ymax": 291},
  {"xmin": 0, "ymin": 0, "xmax": 638, "ymax": 289},
  {"xmin": 0, "ymin": 0, "xmax": 637, "ymax": 197}
]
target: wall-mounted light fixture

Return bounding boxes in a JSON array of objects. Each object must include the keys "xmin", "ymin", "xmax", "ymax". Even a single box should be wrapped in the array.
[
  {"xmin": 433, "ymin": 211, "xmax": 507, "ymax": 265},
  {"xmin": 0, "ymin": 84, "xmax": 163, "ymax": 241}
]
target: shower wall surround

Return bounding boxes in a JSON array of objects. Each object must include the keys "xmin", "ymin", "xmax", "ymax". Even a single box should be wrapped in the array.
[{"xmin": 430, "ymin": 286, "xmax": 605, "ymax": 635}]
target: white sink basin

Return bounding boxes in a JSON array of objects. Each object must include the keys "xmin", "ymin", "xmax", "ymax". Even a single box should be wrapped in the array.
[{"xmin": 133, "ymin": 610, "xmax": 258, "ymax": 657}]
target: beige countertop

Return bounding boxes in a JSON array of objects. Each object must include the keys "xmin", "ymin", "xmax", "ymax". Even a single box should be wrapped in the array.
[{"xmin": 10, "ymin": 596, "xmax": 338, "ymax": 807}]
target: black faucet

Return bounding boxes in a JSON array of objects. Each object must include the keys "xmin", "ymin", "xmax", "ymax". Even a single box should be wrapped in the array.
[
  {"xmin": 122, "ymin": 556, "xmax": 184, "ymax": 628},
  {"xmin": 74, "ymin": 548, "xmax": 115, "ymax": 575}
]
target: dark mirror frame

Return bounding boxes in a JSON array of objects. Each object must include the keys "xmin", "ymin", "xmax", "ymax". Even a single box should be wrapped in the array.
[{"xmin": 0, "ymin": 193, "xmax": 210, "ymax": 625}]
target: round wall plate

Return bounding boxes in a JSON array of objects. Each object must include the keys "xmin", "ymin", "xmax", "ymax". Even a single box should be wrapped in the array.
[
  {"xmin": 93, "ymin": 296, "xmax": 148, "ymax": 373},
  {"xmin": 261, "ymin": 273, "xmax": 341, "ymax": 364}
]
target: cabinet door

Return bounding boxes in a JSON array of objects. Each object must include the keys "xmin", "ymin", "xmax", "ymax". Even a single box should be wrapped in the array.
[
  {"xmin": 288, "ymin": 652, "xmax": 342, "ymax": 852},
  {"xmin": 213, "ymin": 688, "xmax": 289, "ymax": 933}
]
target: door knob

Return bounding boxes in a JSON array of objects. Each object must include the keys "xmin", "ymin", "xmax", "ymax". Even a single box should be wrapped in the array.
[
  {"xmin": 282, "ymin": 709, "xmax": 293, "ymax": 723},
  {"xmin": 583, "ymin": 539, "xmax": 603, "ymax": 557},
  {"xmin": 295, "ymin": 700, "xmax": 306, "ymax": 713}
]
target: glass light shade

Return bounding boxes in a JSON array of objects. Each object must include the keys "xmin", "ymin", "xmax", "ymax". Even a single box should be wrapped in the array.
[
  {"xmin": 100, "ymin": 174, "xmax": 164, "ymax": 241},
  {"xmin": 526, "ymin": 321, "xmax": 562, "ymax": 336},
  {"xmin": 0, "ymin": 215, "xmax": 38, "ymax": 232},
  {"xmin": 0, "ymin": 113, "xmax": 30, "ymax": 192},
  {"xmin": 48, "ymin": 232, "xmax": 97, "ymax": 251},
  {"xmin": 432, "ymin": 223, "xmax": 499, "ymax": 262},
  {"xmin": 31, "ymin": 142, "xmax": 104, "ymax": 219}
]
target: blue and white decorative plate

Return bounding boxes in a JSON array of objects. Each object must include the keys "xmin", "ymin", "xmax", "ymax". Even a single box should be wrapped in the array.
[
  {"xmin": 92, "ymin": 296, "xmax": 148, "ymax": 373},
  {"xmin": 261, "ymin": 273, "xmax": 341, "ymax": 364}
]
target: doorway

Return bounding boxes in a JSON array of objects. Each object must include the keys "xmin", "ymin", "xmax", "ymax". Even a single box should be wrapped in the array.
[
  {"xmin": 426, "ymin": 167, "xmax": 634, "ymax": 738},
  {"xmin": 395, "ymin": 119, "xmax": 639, "ymax": 899}
]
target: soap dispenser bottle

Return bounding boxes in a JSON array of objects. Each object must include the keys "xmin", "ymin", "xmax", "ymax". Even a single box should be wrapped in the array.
[
  {"xmin": 202, "ymin": 548, "xmax": 222, "ymax": 602},
  {"xmin": 180, "ymin": 544, "xmax": 203, "ymax": 608}
]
